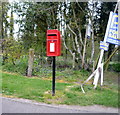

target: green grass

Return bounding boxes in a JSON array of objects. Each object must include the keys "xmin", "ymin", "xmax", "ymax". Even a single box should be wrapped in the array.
[
  {"xmin": 2, "ymin": 71, "xmax": 71, "ymax": 102},
  {"xmin": 2, "ymin": 71, "xmax": 119, "ymax": 108},
  {"xmin": 55, "ymin": 69, "xmax": 89, "ymax": 83},
  {"xmin": 63, "ymin": 85, "xmax": 119, "ymax": 107}
]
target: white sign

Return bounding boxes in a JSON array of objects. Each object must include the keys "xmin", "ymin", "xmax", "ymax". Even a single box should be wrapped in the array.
[
  {"xmin": 106, "ymin": 12, "xmax": 120, "ymax": 45},
  {"xmin": 50, "ymin": 43, "xmax": 55, "ymax": 52},
  {"xmin": 100, "ymin": 41, "xmax": 109, "ymax": 51}
]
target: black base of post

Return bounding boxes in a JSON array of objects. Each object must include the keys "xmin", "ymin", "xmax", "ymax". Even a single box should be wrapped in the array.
[{"xmin": 52, "ymin": 56, "xmax": 56, "ymax": 96}]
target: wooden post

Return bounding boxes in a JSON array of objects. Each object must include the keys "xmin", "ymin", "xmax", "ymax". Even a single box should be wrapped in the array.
[
  {"xmin": 101, "ymin": 63, "xmax": 104, "ymax": 86},
  {"xmin": 81, "ymin": 12, "xmax": 113, "ymax": 92},
  {"xmin": 81, "ymin": 4, "xmax": 119, "ymax": 92},
  {"xmin": 27, "ymin": 49, "xmax": 34, "ymax": 77},
  {"xmin": 93, "ymin": 12, "xmax": 113, "ymax": 89}
]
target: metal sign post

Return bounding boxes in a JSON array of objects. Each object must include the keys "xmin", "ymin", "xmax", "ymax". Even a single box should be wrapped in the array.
[{"xmin": 52, "ymin": 56, "xmax": 56, "ymax": 96}]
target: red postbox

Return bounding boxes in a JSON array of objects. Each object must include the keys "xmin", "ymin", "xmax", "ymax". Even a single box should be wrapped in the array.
[{"xmin": 46, "ymin": 29, "xmax": 61, "ymax": 56}]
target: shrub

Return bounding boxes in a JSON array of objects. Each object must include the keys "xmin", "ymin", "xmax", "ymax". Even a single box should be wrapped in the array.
[
  {"xmin": 108, "ymin": 63, "xmax": 120, "ymax": 72},
  {"xmin": 2, "ymin": 56, "xmax": 28, "ymax": 75}
]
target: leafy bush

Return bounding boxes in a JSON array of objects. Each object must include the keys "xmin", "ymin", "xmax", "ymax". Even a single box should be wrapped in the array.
[
  {"xmin": 2, "ymin": 56, "xmax": 28, "ymax": 75},
  {"xmin": 2, "ymin": 55, "xmax": 90, "ymax": 81},
  {"xmin": 108, "ymin": 63, "xmax": 120, "ymax": 72}
]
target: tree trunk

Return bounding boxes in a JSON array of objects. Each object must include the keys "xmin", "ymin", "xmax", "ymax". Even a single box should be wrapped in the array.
[
  {"xmin": 82, "ymin": 26, "xmax": 88, "ymax": 69},
  {"xmin": 89, "ymin": 26, "xmax": 95, "ymax": 71},
  {"xmin": 27, "ymin": 49, "xmax": 34, "ymax": 77},
  {"xmin": 1, "ymin": 2, "xmax": 4, "ymax": 65},
  {"xmin": 104, "ymin": 46, "xmax": 119, "ymax": 71},
  {"xmin": 72, "ymin": 53, "xmax": 75, "ymax": 70},
  {"xmin": 10, "ymin": 6, "xmax": 14, "ymax": 38}
]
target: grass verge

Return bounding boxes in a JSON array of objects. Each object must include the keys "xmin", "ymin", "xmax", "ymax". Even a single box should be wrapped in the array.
[{"xmin": 1, "ymin": 71, "xmax": 119, "ymax": 108}]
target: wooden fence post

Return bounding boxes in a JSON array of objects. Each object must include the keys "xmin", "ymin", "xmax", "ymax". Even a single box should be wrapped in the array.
[{"xmin": 27, "ymin": 49, "xmax": 34, "ymax": 77}]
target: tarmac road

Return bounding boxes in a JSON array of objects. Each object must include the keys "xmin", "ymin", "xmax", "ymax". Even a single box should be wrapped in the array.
[{"xmin": 1, "ymin": 97, "xmax": 119, "ymax": 113}]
